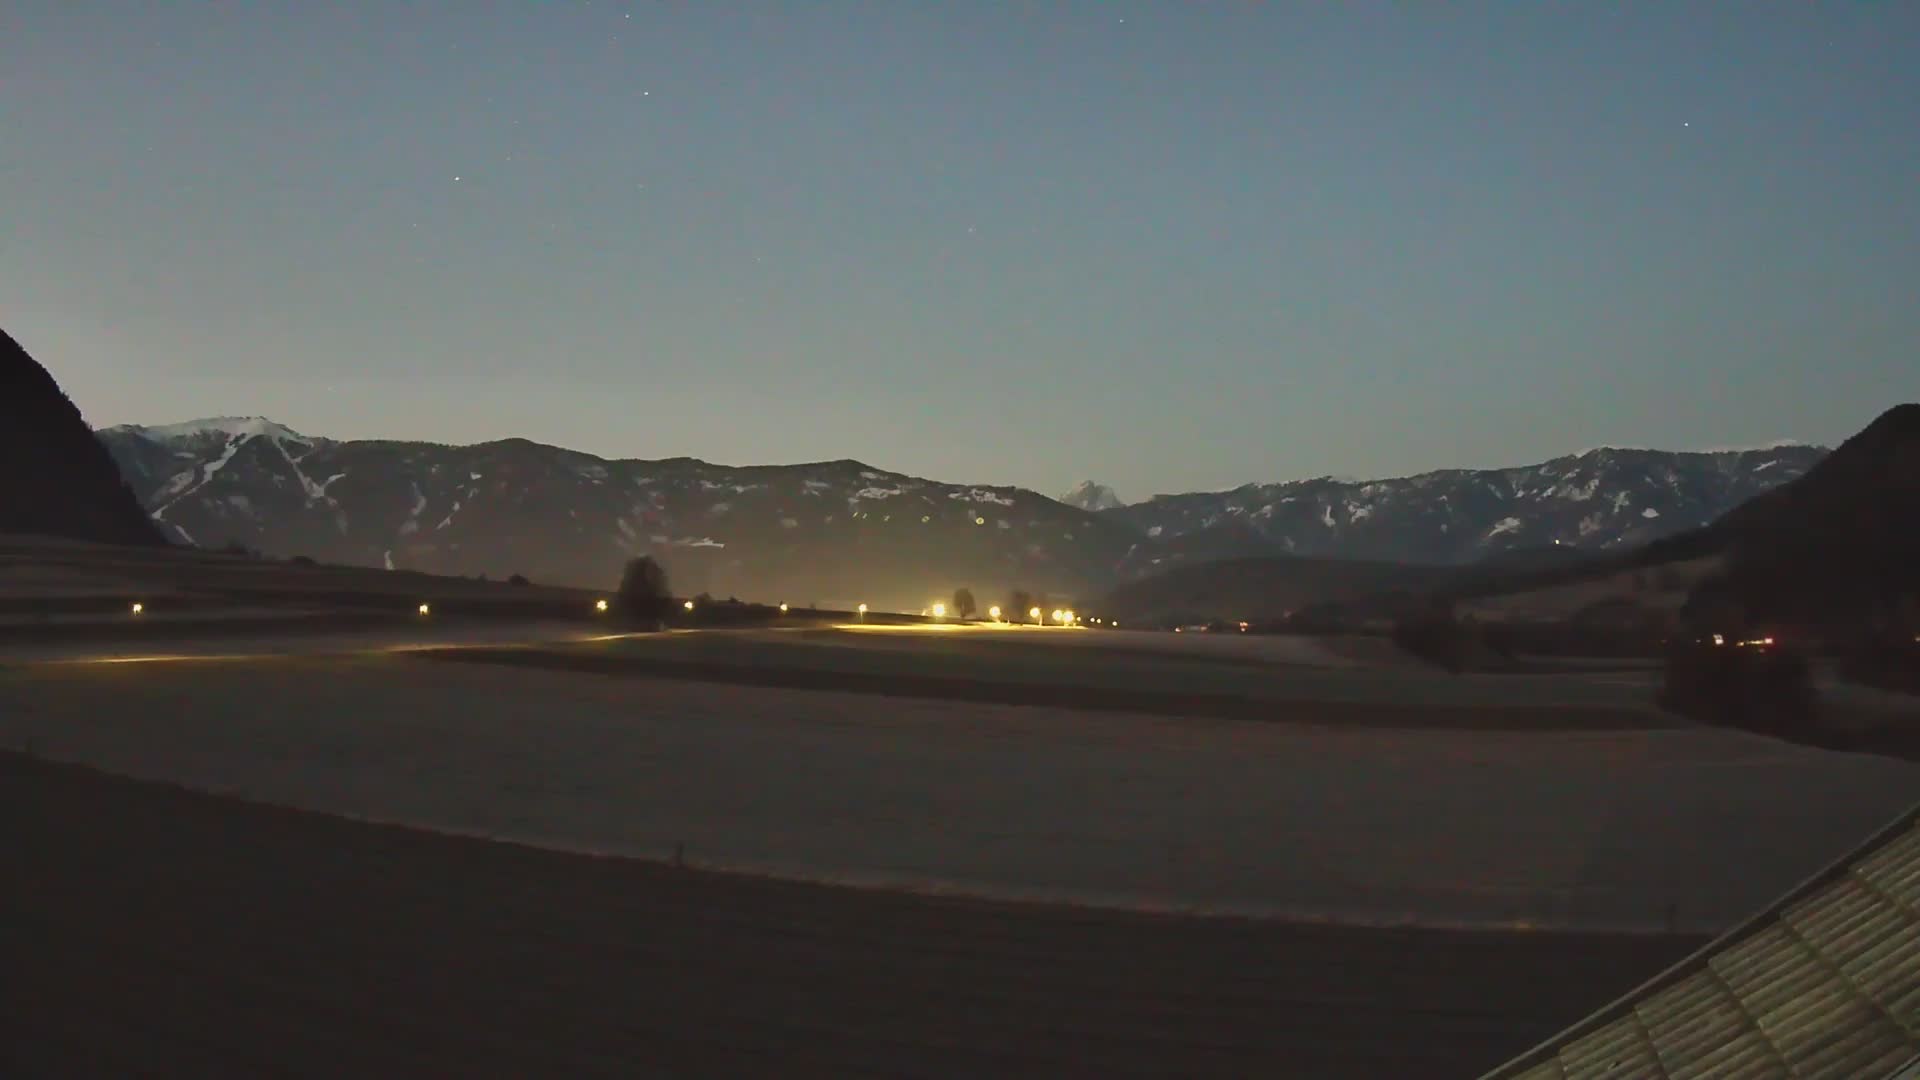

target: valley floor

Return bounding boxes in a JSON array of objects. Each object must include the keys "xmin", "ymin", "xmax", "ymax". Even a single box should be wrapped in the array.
[
  {"xmin": 5, "ymin": 644, "xmax": 1913, "ymax": 933},
  {"xmin": 2, "ymin": 751, "xmax": 1699, "ymax": 1079}
]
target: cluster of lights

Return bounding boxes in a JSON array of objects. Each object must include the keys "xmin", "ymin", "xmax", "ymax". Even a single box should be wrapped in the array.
[
  {"xmin": 418, "ymin": 603, "xmax": 431, "ymax": 616},
  {"xmin": 684, "ymin": 600, "xmax": 696, "ymax": 611},
  {"xmin": 130, "ymin": 601, "xmax": 145, "ymax": 615},
  {"xmin": 1708, "ymin": 633, "xmax": 1777, "ymax": 648},
  {"xmin": 596, "ymin": 599, "xmax": 609, "ymax": 613}
]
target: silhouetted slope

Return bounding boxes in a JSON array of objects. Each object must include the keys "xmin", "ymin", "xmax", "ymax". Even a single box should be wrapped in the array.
[
  {"xmin": 1695, "ymin": 404, "xmax": 1920, "ymax": 625},
  {"xmin": 0, "ymin": 328, "xmax": 167, "ymax": 546}
]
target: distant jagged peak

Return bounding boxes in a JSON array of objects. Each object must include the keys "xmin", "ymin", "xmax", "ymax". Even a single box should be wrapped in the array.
[
  {"xmin": 1060, "ymin": 480, "xmax": 1126, "ymax": 511},
  {"xmin": 112, "ymin": 416, "xmax": 310, "ymax": 445}
]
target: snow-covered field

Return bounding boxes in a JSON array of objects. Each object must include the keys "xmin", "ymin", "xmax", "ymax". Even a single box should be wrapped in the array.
[{"xmin": 4, "ymin": 651, "xmax": 1912, "ymax": 935}]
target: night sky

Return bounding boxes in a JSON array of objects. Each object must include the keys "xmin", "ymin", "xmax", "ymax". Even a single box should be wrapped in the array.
[{"xmin": 4, "ymin": 3, "xmax": 1915, "ymax": 497}]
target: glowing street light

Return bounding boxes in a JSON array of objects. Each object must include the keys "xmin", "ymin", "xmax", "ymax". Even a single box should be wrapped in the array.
[
  {"xmin": 931, "ymin": 602, "xmax": 947, "ymax": 618},
  {"xmin": 988, "ymin": 605, "xmax": 1002, "ymax": 621},
  {"xmin": 130, "ymin": 602, "xmax": 144, "ymax": 616},
  {"xmin": 1050, "ymin": 609, "xmax": 1063, "ymax": 625},
  {"xmin": 684, "ymin": 599, "xmax": 695, "ymax": 612},
  {"xmin": 1028, "ymin": 606, "xmax": 1042, "ymax": 624},
  {"xmin": 595, "ymin": 599, "xmax": 609, "ymax": 613},
  {"xmin": 1063, "ymin": 610, "xmax": 1075, "ymax": 625},
  {"xmin": 779, "ymin": 602, "xmax": 789, "ymax": 613},
  {"xmin": 417, "ymin": 603, "xmax": 431, "ymax": 616},
  {"xmin": 857, "ymin": 603, "xmax": 868, "ymax": 618}
]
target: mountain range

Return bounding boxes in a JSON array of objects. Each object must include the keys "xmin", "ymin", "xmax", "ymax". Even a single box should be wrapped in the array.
[{"xmin": 95, "ymin": 417, "xmax": 1826, "ymax": 607}]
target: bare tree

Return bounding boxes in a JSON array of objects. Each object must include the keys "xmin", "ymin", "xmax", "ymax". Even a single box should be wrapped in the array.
[
  {"xmin": 952, "ymin": 587, "xmax": 978, "ymax": 620},
  {"xmin": 1007, "ymin": 589, "xmax": 1034, "ymax": 623},
  {"xmin": 617, "ymin": 556, "xmax": 673, "ymax": 625}
]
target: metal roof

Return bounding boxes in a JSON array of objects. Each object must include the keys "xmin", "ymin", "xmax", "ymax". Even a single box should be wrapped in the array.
[{"xmin": 1486, "ymin": 802, "xmax": 1920, "ymax": 1079}]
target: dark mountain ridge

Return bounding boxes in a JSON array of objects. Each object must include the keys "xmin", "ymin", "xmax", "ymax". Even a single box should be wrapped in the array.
[
  {"xmin": 1, "ymin": 328, "xmax": 167, "ymax": 547},
  {"xmin": 1682, "ymin": 404, "xmax": 1920, "ymax": 628}
]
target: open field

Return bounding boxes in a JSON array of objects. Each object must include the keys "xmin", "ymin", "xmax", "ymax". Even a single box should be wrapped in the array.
[
  {"xmin": 2, "ymin": 752, "xmax": 1702, "ymax": 1078},
  {"xmin": 5, "ymin": 642, "xmax": 1914, "ymax": 934},
  {"xmin": 4, "ymin": 572, "xmax": 1915, "ymax": 1075},
  {"xmin": 458, "ymin": 623, "xmax": 1677, "ymax": 723}
]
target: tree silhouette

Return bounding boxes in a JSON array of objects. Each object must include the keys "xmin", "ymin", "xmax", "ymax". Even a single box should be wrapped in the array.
[
  {"xmin": 952, "ymin": 587, "xmax": 978, "ymax": 620},
  {"xmin": 616, "ymin": 556, "xmax": 673, "ymax": 624},
  {"xmin": 1007, "ymin": 589, "xmax": 1033, "ymax": 623}
]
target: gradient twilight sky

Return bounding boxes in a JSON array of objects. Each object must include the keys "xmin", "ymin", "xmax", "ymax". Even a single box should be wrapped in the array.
[{"xmin": 3, "ymin": 3, "xmax": 1915, "ymax": 498}]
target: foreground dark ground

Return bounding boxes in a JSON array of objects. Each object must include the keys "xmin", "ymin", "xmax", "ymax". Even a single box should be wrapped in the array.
[{"xmin": 2, "ymin": 752, "xmax": 1701, "ymax": 1078}]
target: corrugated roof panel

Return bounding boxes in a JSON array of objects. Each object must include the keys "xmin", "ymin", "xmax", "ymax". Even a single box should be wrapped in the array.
[
  {"xmin": 1483, "ymin": 802, "xmax": 1920, "ymax": 1080},
  {"xmin": 1843, "ymin": 920, "xmax": 1920, "ymax": 1002},
  {"xmin": 1559, "ymin": 1017, "xmax": 1654, "ymax": 1076},
  {"xmin": 1883, "ymin": 979, "xmax": 1920, "ymax": 1029},
  {"xmin": 1882, "ymin": 1053, "xmax": 1920, "ymax": 1079},
  {"xmin": 1791, "ymin": 1026, "xmax": 1912, "ymax": 1080},
  {"xmin": 1668, "ymin": 1034, "xmax": 1786, "ymax": 1080}
]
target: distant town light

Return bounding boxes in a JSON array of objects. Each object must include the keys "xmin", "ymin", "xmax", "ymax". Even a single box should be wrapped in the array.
[
  {"xmin": 931, "ymin": 603, "xmax": 947, "ymax": 618},
  {"xmin": 130, "ymin": 602, "xmax": 144, "ymax": 615},
  {"xmin": 595, "ymin": 599, "xmax": 609, "ymax": 612},
  {"xmin": 975, "ymin": 517, "xmax": 986, "ymax": 526},
  {"xmin": 779, "ymin": 602, "xmax": 789, "ymax": 613},
  {"xmin": 1711, "ymin": 633, "xmax": 1726, "ymax": 646},
  {"xmin": 418, "ymin": 603, "xmax": 431, "ymax": 616},
  {"xmin": 857, "ymin": 603, "xmax": 868, "ymax": 615},
  {"xmin": 684, "ymin": 600, "xmax": 695, "ymax": 611}
]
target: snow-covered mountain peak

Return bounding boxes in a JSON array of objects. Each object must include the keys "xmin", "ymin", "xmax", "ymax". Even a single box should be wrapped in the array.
[
  {"xmin": 1060, "ymin": 480, "xmax": 1126, "ymax": 512},
  {"xmin": 117, "ymin": 416, "xmax": 309, "ymax": 445}
]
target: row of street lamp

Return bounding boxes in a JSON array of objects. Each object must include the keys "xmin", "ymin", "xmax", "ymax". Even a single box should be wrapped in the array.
[{"xmin": 118, "ymin": 596, "xmax": 1102, "ymax": 625}]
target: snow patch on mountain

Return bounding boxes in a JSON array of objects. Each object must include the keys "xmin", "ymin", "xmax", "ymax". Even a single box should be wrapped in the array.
[
  {"xmin": 119, "ymin": 416, "xmax": 309, "ymax": 445},
  {"xmin": 951, "ymin": 488, "xmax": 1016, "ymax": 507},
  {"xmin": 1059, "ymin": 481, "xmax": 1126, "ymax": 512}
]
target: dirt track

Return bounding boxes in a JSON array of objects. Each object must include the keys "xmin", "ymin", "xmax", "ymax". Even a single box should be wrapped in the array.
[{"xmin": 1, "ymin": 752, "xmax": 1700, "ymax": 1078}]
